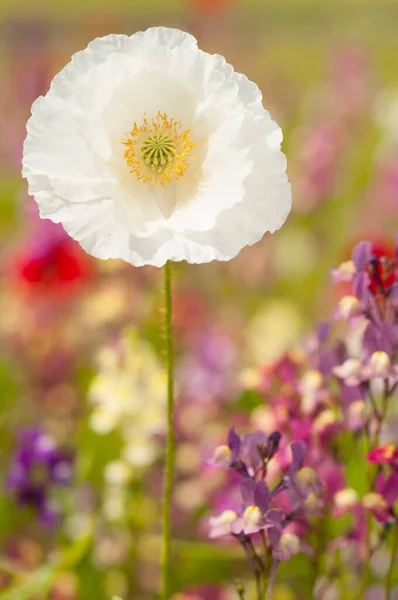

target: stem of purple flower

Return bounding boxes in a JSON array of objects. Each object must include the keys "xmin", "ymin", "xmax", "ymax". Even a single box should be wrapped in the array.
[
  {"xmin": 234, "ymin": 581, "xmax": 246, "ymax": 600},
  {"xmin": 310, "ymin": 513, "xmax": 327, "ymax": 593},
  {"xmin": 358, "ymin": 379, "xmax": 393, "ymax": 599},
  {"xmin": 161, "ymin": 260, "xmax": 175, "ymax": 600},
  {"xmin": 386, "ymin": 520, "xmax": 398, "ymax": 600},
  {"xmin": 240, "ymin": 536, "xmax": 263, "ymax": 600},
  {"xmin": 260, "ymin": 530, "xmax": 269, "ymax": 599},
  {"xmin": 266, "ymin": 561, "xmax": 278, "ymax": 600},
  {"xmin": 371, "ymin": 381, "xmax": 390, "ymax": 451}
]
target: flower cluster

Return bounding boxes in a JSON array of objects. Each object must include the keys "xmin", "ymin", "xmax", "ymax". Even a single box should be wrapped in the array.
[
  {"xmin": 224, "ymin": 236, "xmax": 398, "ymax": 595},
  {"xmin": 6, "ymin": 427, "xmax": 73, "ymax": 526},
  {"xmin": 331, "ymin": 239, "xmax": 398, "ymax": 524},
  {"xmin": 332, "ymin": 238, "xmax": 398, "ymax": 389},
  {"xmin": 364, "ymin": 444, "xmax": 398, "ymax": 523},
  {"xmin": 89, "ymin": 330, "xmax": 166, "ymax": 470},
  {"xmin": 209, "ymin": 428, "xmax": 322, "ymax": 598}
]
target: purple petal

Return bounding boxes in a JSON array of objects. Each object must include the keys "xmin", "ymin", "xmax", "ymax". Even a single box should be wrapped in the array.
[
  {"xmin": 242, "ymin": 431, "xmax": 268, "ymax": 470},
  {"xmin": 316, "ymin": 322, "xmax": 330, "ymax": 344},
  {"xmin": 265, "ymin": 509, "xmax": 283, "ymax": 547},
  {"xmin": 395, "ymin": 233, "xmax": 398, "ymax": 262},
  {"xmin": 363, "ymin": 322, "xmax": 397, "ymax": 355},
  {"xmin": 39, "ymin": 500, "xmax": 61, "ymax": 527},
  {"xmin": 240, "ymin": 478, "xmax": 256, "ymax": 506},
  {"xmin": 266, "ymin": 509, "xmax": 283, "ymax": 528},
  {"xmin": 18, "ymin": 485, "xmax": 45, "ymax": 508},
  {"xmin": 353, "ymin": 272, "xmax": 370, "ymax": 304},
  {"xmin": 6, "ymin": 463, "xmax": 27, "ymax": 489},
  {"xmin": 375, "ymin": 471, "xmax": 386, "ymax": 495},
  {"xmin": 254, "ymin": 481, "xmax": 270, "ymax": 513},
  {"xmin": 289, "ymin": 441, "xmax": 306, "ymax": 475},
  {"xmin": 50, "ymin": 459, "xmax": 73, "ymax": 485},
  {"xmin": 390, "ymin": 283, "xmax": 398, "ymax": 308},
  {"xmin": 383, "ymin": 472, "xmax": 398, "ymax": 507},
  {"xmin": 353, "ymin": 241, "xmax": 372, "ymax": 271},
  {"xmin": 266, "ymin": 431, "xmax": 282, "ymax": 460},
  {"xmin": 363, "ymin": 322, "xmax": 381, "ymax": 355},
  {"xmin": 228, "ymin": 427, "xmax": 241, "ymax": 459}
]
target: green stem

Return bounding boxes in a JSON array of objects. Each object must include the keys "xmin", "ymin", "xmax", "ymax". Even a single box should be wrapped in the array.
[
  {"xmin": 234, "ymin": 582, "xmax": 246, "ymax": 600},
  {"xmin": 241, "ymin": 539, "xmax": 262, "ymax": 600},
  {"xmin": 358, "ymin": 381, "xmax": 391, "ymax": 599},
  {"xmin": 386, "ymin": 522, "xmax": 398, "ymax": 600},
  {"xmin": 161, "ymin": 260, "xmax": 175, "ymax": 600},
  {"xmin": 260, "ymin": 530, "xmax": 269, "ymax": 599}
]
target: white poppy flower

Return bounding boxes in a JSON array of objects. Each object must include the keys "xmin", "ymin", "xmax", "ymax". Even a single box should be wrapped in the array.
[{"xmin": 22, "ymin": 27, "xmax": 291, "ymax": 267}]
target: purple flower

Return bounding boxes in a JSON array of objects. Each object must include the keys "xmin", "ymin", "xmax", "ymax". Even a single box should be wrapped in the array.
[
  {"xmin": 210, "ymin": 427, "xmax": 247, "ymax": 475},
  {"xmin": 333, "ymin": 349, "xmax": 398, "ymax": 386},
  {"xmin": 211, "ymin": 427, "xmax": 282, "ymax": 478},
  {"xmin": 353, "ymin": 241, "xmax": 373, "ymax": 273},
  {"xmin": 363, "ymin": 322, "xmax": 398, "ymax": 357},
  {"xmin": 231, "ymin": 479, "xmax": 271, "ymax": 535},
  {"xmin": 277, "ymin": 442, "xmax": 323, "ymax": 509},
  {"xmin": 6, "ymin": 427, "xmax": 73, "ymax": 526},
  {"xmin": 265, "ymin": 509, "xmax": 303, "ymax": 562}
]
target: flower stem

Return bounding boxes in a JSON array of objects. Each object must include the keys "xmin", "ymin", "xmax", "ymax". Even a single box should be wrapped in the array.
[
  {"xmin": 234, "ymin": 582, "xmax": 246, "ymax": 600},
  {"xmin": 240, "ymin": 538, "xmax": 263, "ymax": 600},
  {"xmin": 386, "ymin": 522, "xmax": 398, "ymax": 600},
  {"xmin": 161, "ymin": 260, "xmax": 175, "ymax": 600},
  {"xmin": 260, "ymin": 530, "xmax": 269, "ymax": 599}
]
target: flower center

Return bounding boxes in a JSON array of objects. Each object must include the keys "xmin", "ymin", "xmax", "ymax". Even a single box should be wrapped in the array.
[{"xmin": 122, "ymin": 112, "xmax": 196, "ymax": 187}]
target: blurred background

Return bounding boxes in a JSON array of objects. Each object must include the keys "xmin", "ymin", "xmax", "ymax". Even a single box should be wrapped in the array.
[{"xmin": 0, "ymin": 1, "xmax": 397, "ymax": 599}]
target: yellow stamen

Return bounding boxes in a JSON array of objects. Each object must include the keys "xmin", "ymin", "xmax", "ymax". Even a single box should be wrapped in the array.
[{"xmin": 122, "ymin": 111, "xmax": 196, "ymax": 187}]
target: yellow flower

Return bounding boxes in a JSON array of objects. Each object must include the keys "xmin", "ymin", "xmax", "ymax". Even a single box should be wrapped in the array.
[{"xmin": 89, "ymin": 330, "xmax": 166, "ymax": 468}]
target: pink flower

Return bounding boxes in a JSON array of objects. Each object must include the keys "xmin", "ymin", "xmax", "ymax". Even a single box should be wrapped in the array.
[{"xmin": 368, "ymin": 444, "xmax": 398, "ymax": 468}]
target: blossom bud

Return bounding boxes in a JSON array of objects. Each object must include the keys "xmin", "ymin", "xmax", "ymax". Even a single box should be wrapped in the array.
[
  {"xmin": 104, "ymin": 460, "xmax": 132, "ymax": 486},
  {"xmin": 337, "ymin": 295, "xmax": 362, "ymax": 319},
  {"xmin": 243, "ymin": 505, "xmax": 262, "ymax": 534},
  {"xmin": 362, "ymin": 493, "xmax": 388, "ymax": 512},
  {"xmin": 212, "ymin": 445, "xmax": 232, "ymax": 467},
  {"xmin": 313, "ymin": 409, "xmax": 337, "ymax": 434},
  {"xmin": 348, "ymin": 400, "xmax": 365, "ymax": 421},
  {"xmin": 239, "ymin": 367, "xmax": 261, "ymax": 389},
  {"xmin": 334, "ymin": 488, "xmax": 359, "ymax": 511},
  {"xmin": 369, "ymin": 351, "xmax": 391, "ymax": 378},
  {"xmin": 331, "ymin": 260, "xmax": 356, "ymax": 283},
  {"xmin": 304, "ymin": 492, "xmax": 321, "ymax": 512},
  {"xmin": 296, "ymin": 467, "xmax": 319, "ymax": 490},
  {"xmin": 36, "ymin": 434, "xmax": 57, "ymax": 455},
  {"xmin": 333, "ymin": 359, "xmax": 362, "ymax": 382},
  {"xmin": 300, "ymin": 370, "xmax": 323, "ymax": 414},
  {"xmin": 250, "ymin": 406, "xmax": 277, "ymax": 432},
  {"xmin": 264, "ymin": 431, "xmax": 282, "ymax": 461},
  {"xmin": 278, "ymin": 533, "xmax": 300, "ymax": 561},
  {"xmin": 209, "ymin": 510, "xmax": 237, "ymax": 538},
  {"xmin": 301, "ymin": 369, "xmax": 323, "ymax": 391}
]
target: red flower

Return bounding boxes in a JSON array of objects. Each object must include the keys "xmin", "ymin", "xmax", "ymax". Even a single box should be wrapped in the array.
[
  {"xmin": 12, "ymin": 235, "xmax": 94, "ymax": 298},
  {"xmin": 185, "ymin": 0, "xmax": 235, "ymax": 15},
  {"xmin": 366, "ymin": 242, "xmax": 397, "ymax": 295}
]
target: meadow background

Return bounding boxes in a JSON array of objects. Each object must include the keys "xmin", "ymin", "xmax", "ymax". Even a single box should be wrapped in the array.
[{"xmin": 0, "ymin": 1, "xmax": 397, "ymax": 599}]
